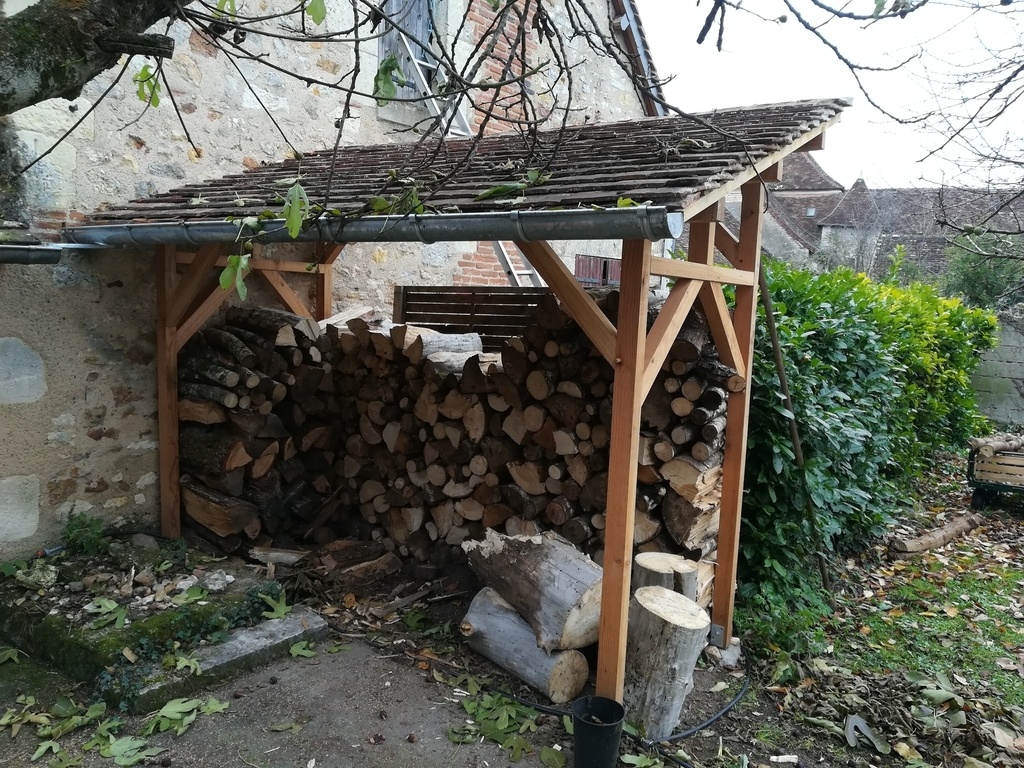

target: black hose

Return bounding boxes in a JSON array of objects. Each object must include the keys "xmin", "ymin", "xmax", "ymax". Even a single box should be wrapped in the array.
[
  {"xmin": 652, "ymin": 659, "xmax": 752, "ymax": 744},
  {"xmin": 482, "ymin": 655, "xmax": 752, "ymax": 765}
]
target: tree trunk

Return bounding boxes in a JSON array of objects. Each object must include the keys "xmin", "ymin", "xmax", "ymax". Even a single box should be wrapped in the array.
[
  {"xmin": 623, "ymin": 586, "xmax": 710, "ymax": 742},
  {"xmin": 461, "ymin": 587, "xmax": 589, "ymax": 705},
  {"xmin": 463, "ymin": 530, "xmax": 603, "ymax": 651}
]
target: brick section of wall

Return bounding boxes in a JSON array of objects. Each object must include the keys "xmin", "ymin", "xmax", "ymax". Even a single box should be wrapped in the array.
[
  {"xmin": 454, "ymin": 241, "xmax": 511, "ymax": 285},
  {"xmin": 453, "ymin": 239, "xmax": 538, "ymax": 286},
  {"xmin": 468, "ymin": 3, "xmax": 540, "ymax": 134},
  {"xmin": 30, "ymin": 209, "xmax": 84, "ymax": 243}
]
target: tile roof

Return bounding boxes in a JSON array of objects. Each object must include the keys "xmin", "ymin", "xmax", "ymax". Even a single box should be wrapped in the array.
[
  {"xmin": 87, "ymin": 98, "xmax": 849, "ymax": 225},
  {"xmin": 772, "ymin": 151, "xmax": 844, "ymax": 192}
]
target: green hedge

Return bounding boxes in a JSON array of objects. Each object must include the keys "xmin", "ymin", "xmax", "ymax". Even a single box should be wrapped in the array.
[{"xmin": 738, "ymin": 262, "xmax": 997, "ymax": 600}]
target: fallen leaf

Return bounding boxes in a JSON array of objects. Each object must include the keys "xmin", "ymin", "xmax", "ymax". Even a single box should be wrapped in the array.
[
  {"xmin": 708, "ymin": 681, "xmax": 729, "ymax": 693},
  {"xmin": 893, "ymin": 742, "xmax": 923, "ymax": 761}
]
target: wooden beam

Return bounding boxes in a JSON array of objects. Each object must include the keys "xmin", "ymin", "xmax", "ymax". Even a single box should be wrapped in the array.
[
  {"xmin": 715, "ymin": 225, "xmax": 739, "ymax": 267},
  {"xmin": 710, "ymin": 181, "xmax": 764, "ymax": 649},
  {"xmin": 798, "ymin": 134, "xmax": 825, "ymax": 151},
  {"xmin": 686, "ymin": 201, "xmax": 720, "ymax": 265},
  {"xmin": 698, "ymin": 282, "xmax": 746, "ymax": 380},
  {"xmin": 155, "ymin": 245, "xmax": 181, "ymax": 539},
  {"xmin": 169, "ymin": 245, "xmax": 222, "ymax": 327},
  {"xmin": 314, "ymin": 244, "xmax": 343, "ymax": 320},
  {"xmin": 258, "ymin": 268, "xmax": 314, "ymax": 319},
  {"xmin": 595, "ymin": 238, "xmax": 651, "ymax": 702},
  {"xmin": 515, "ymin": 240, "xmax": 617, "ymax": 366},
  {"xmin": 649, "ymin": 258, "xmax": 755, "ymax": 287},
  {"xmin": 177, "ymin": 253, "xmax": 327, "ymax": 273},
  {"xmin": 173, "ymin": 278, "xmax": 235, "ymax": 354},
  {"xmin": 760, "ymin": 160, "xmax": 783, "ymax": 183},
  {"xmin": 641, "ymin": 278, "xmax": 702, "ymax": 397},
  {"xmin": 682, "ymin": 119, "xmax": 837, "ymax": 221}
]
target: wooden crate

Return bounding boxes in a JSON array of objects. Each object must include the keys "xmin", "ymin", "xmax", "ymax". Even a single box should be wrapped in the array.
[
  {"xmin": 393, "ymin": 286, "xmax": 550, "ymax": 351},
  {"xmin": 967, "ymin": 449, "xmax": 1024, "ymax": 489}
]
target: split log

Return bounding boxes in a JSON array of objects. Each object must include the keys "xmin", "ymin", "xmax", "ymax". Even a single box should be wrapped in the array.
[
  {"xmin": 463, "ymin": 530, "xmax": 603, "ymax": 651},
  {"xmin": 623, "ymin": 586, "xmax": 710, "ymax": 742},
  {"xmin": 889, "ymin": 514, "xmax": 981, "ymax": 558},
  {"xmin": 181, "ymin": 475, "xmax": 260, "ymax": 538},
  {"xmin": 461, "ymin": 587, "xmax": 589, "ymax": 705},
  {"xmin": 179, "ymin": 425, "xmax": 252, "ymax": 474},
  {"xmin": 204, "ymin": 328, "xmax": 257, "ymax": 368},
  {"xmin": 178, "ymin": 399, "xmax": 227, "ymax": 424},
  {"xmin": 632, "ymin": 552, "xmax": 699, "ymax": 601}
]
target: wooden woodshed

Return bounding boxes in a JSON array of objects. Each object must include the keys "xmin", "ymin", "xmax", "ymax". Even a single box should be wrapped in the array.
[{"xmin": 62, "ymin": 97, "xmax": 849, "ymax": 701}]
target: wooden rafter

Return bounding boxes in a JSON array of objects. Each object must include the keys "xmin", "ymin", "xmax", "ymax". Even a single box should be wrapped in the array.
[
  {"xmin": 641, "ymin": 278, "xmax": 701, "ymax": 397},
  {"xmin": 515, "ymin": 240, "xmax": 618, "ymax": 366}
]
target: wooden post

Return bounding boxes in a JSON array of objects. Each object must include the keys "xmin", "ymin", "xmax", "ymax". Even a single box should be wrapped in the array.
[
  {"xmin": 155, "ymin": 245, "xmax": 181, "ymax": 538},
  {"xmin": 710, "ymin": 181, "xmax": 763, "ymax": 648},
  {"xmin": 315, "ymin": 244, "xmax": 344, "ymax": 320},
  {"xmin": 595, "ymin": 238, "xmax": 651, "ymax": 702}
]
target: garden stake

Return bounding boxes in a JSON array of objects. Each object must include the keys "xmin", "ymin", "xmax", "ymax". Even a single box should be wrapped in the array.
[{"xmin": 757, "ymin": 263, "xmax": 832, "ymax": 594}]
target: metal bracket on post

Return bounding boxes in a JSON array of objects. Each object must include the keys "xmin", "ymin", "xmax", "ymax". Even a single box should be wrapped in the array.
[{"xmin": 709, "ymin": 623, "xmax": 726, "ymax": 649}]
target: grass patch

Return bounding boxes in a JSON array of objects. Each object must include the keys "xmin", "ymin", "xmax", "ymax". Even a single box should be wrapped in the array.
[{"xmin": 831, "ymin": 566, "xmax": 1024, "ymax": 706}]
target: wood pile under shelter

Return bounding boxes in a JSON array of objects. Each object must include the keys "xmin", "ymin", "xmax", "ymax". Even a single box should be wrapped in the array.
[
  {"xmin": 174, "ymin": 292, "xmax": 729, "ymax": 600},
  {"xmin": 62, "ymin": 97, "xmax": 849, "ymax": 701}
]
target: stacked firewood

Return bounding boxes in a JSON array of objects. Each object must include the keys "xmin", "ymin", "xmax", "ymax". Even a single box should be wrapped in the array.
[{"xmin": 175, "ymin": 290, "xmax": 732, "ymax": 597}]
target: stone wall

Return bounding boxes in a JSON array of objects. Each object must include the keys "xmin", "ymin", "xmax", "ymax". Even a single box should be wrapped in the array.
[
  {"xmin": 974, "ymin": 309, "xmax": 1024, "ymax": 427},
  {"xmin": 0, "ymin": 0, "xmax": 649, "ymax": 558}
]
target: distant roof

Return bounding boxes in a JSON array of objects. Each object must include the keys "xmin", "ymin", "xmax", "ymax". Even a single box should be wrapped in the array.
[
  {"xmin": 80, "ymin": 99, "xmax": 848, "ymax": 235},
  {"xmin": 818, "ymin": 178, "xmax": 878, "ymax": 229},
  {"xmin": 772, "ymin": 152, "xmax": 844, "ymax": 193}
]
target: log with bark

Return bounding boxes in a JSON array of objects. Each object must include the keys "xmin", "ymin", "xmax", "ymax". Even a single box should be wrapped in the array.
[
  {"xmin": 622, "ymin": 586, "xmax": 710, "ymax": 742},
  {"xmin": 461, "ymin": 587, "xmax": 589, "ymax": 704},
  {"xmin": 462, "ymin": 530, "xmax": 602, "ymax": 651}
]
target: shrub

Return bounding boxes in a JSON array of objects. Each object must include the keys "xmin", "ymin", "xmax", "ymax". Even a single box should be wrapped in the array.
[{"xmin": 740, "ymin": 262, "xmax": 996, "ymax": 604}]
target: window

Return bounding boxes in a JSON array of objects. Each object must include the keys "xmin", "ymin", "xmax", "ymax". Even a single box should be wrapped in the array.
[
  {"xmin": 378, "ymin": 0, "xmax": 435, "ymax": 102},
  {"xmin": 575, "ymin": 254, "xmax": 622, "ymax": 287},
  {"xmin": 806, "ymin": 207, "xmax": 816, "ymax": 217}
]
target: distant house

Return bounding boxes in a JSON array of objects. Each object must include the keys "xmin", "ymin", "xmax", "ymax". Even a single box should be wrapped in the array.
[{"xmin": 763, "ymin": 153, "xmax": 1024, "ymax": 281}]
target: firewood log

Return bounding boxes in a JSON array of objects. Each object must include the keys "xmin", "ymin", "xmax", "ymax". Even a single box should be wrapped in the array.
[
  {"xmin": 181, "ymin": 475, "xmax": 260, "ymax": 538},
  {"xmin": 180, "ymin": 425, "xmax": 252, "ymax": 474},
  {"xmin": 632, "ymin": 552, "xmax": 699, "ymax": 600},
  {"xmin": 461, "ymin": 588, "xmax": 589, "ymax": 705},
  {"xmin": 623, "ymin": 587, "xmax": 710, "ymax": 741},
  {"xmin": 463, "ymin": 530, "xmax": 603, "ymax": 651}
]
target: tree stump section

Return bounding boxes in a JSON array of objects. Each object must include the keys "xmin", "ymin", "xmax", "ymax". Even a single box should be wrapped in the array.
[
  {"xmin": 632, "ymin": 552, "xmax": 699, "ymax": 601},
  {"xmin": 463, "ymin": 529, "xmax": 602, "ymax": 651},
  {"xmin": 623, "ymin": 586, "xmax": 710, "ymax": 742},
  {"xmin": 461, "ymin": 587, "xmax": 589, "ymax": 704}
]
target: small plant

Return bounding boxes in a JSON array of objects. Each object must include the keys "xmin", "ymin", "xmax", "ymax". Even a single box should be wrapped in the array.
[
  {"xmin": 0, "ymin": 559, "xmax": 28, "ymax": 578},
  {"xmin": 449, "ymin": 693, "xmax": 539, "ymax": 761},
  {"xmin": 63, "ymin": 514, "xmax": 108, "ymax": 555},
  {"xmin": 83, "ymin": 597, "xmax": 127, "ymax": 630},
  {"xmin": 259, "ymin": 591, "xmax": 291, "ymax": 619}
]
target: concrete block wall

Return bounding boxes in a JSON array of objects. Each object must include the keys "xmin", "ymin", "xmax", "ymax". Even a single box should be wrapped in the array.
[{"xmin": 974, "ymin": 311, "xmax": 1024, "ymax": 427}]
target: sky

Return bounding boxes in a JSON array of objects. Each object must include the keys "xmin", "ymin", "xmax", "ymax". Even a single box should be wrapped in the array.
[{"xmin": 633, "ymin": 0, "xmax": 1024, "ymax": 190}]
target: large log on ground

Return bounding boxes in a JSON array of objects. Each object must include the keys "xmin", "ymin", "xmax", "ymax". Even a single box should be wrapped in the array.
[
  {"xmin": 889, "ymin": 514, "xmax": 981, "ymax": 558},
  {"xmin": 463, "ymin": 530, "xmax": 602, "ymax": 651},
  {"xmin": 460, "ymin": 587, "xmax": 588, "ymax": 705},
  {"xmin": 623, "ymin": 586, "xmax": 710, "ymax": 742}
]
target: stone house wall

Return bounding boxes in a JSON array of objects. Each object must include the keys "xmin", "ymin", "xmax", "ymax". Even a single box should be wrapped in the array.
[
  {"xmin": 0, "ymin": 0, "xmax": 651, "ymax": 557},
  {"xmin": 974, "ymin": 310, "xmax": 1024, "ymax": 428}
]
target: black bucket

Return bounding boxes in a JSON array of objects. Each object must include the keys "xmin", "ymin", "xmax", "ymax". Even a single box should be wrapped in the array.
[{"xmin": 571, "ymin": 695, "xmax": 625, "ymax": 768}]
